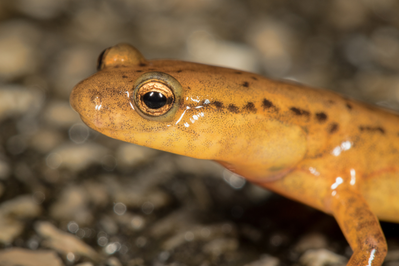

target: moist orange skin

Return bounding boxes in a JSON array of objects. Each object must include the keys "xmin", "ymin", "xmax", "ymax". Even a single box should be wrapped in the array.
[{"xmin": 71, "ymin": 43, "xmax": 399, "ymax": 265}]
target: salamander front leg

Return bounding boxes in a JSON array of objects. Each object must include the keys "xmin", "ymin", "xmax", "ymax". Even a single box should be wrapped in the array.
[{"xmin": 330, "ymin": 187, "xmax": 387, "ymax": 266}]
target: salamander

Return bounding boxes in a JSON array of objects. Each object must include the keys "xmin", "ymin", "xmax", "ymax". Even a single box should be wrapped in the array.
[{"xmin": 70, "ymin": 43, "xmax": 399, "ymax": 265}]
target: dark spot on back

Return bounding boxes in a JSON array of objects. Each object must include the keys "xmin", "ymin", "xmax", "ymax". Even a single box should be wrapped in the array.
[
  {"xmin": 315, "ymin": 112, "xmax": 328, "ymax": 123},
  {"xmin": 235, "ymin": 71, "xmax": 242, "ymax": 74},
  {"xmin": 262, "ymin": 98, "xmax": 275, "ymax": 110},
  {"xmin": 187, "ymin": 86, "xmax": 191, "ymax": 90},
  {"xmin": 213, "ymin": 101, "xmax": 224, "ymax": 109},
  {"xmin": 242, "ymin": 81, "xmax": 249, "ymax": 88},
  {"xmin": 290, "ymin": 107, "xmax": 310, "ymax": 117},
  {"xmin": 251, "ymin": 76, "xmax": 258, "ymax": 80},
  {"xmin": 328, "ymin": 100, "xmax": 335, "ymax": 104},
  {"xmin": 346, "ymin": 103, "xmax": 353, "ymax": 110},
  {"xmin": 228, "ymin": 104, "xmax": 239, "ymax": 113},
  {"xmin": 359, "ymin": 126, "xmax": 385, "ymax": 134},
  {"xmin": 139, "ymin": 63, "xmax": 147, "ymax": 67},
  {"xmin": 244, "ymin": 102, "xmax": 257, "ymax": 113},
  {"xmin": 122, "ymin": 75, "xmax": 128, "ymax": 79},
  {"xmin": 176, "ymin": 70, "xmax": 183, "ymax": 73},
  {"xmin": 135, "ymin": 70, "xmax": 143, "ymax": 72},
  {"xmin": 329, "ymin": 123, "xmax": 339, "ymax": 134}
]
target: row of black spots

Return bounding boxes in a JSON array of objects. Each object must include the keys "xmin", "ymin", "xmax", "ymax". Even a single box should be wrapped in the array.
[
  {"xmin": 290, "ymin": 107, "xmax": 310, "ymax": 117},
  {"xmin": 242, "ymin": 81, "xmax": 249, "ymax": 88},
  {"xmin": 176, "ymin": 70, "xmax": 183, "ymax": 73},
  {"xmin": 251, "ymin": 76, "xmax": 258, "ymax": 81},
  {"xmin": 359, "ymin": 126, "xmax": 385, "ymax": 134},
  {"xmin": 135, "ymin": 70, "xmax": 143, "ymax": 73},
  {"xmin": 122, "ymin": 75, "xmax": 128, "ymax": 78},
  {"xmin": 139, "ymin": 63, "xmax": 147, "ymax": 67},
  {"xmin": 210, "ymin": 100, "xmax": 256, "ymax": 114}
]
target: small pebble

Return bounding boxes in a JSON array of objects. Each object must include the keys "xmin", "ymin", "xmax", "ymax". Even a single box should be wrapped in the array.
[
  {"xmin": 187, "ymin": 30, "xmax": 259, "ymax": 73},
  {"xmin": 0, "ymin": 158, "xmax": 10, "ymax": 180},
  {"xmin": 0, "ymin": 85, "xmax": 43, "ymax": 122},
  {"xmin": 30, "ymin": 129, "xmax": 64, "ymax": 154},
  {"xmin": 106, "ymin": 257, "xmax": 122, "ymax": 266},
  {"xmin": 202, "ymin": 238, "xmax": 239, "ymax": 256},
  {"xmin": 100, "ymin": 175, "xmax": 171, "ymax": 209},
  {"xmin": 75, "ymin": 262, "xmax": 94, "ymax": 266},
  {"xmin": 245, "ymin": 255, "xmax": 280, "ymax": 266},
  {"xmin": 14, "ymin": 0, "xmax": 69, "ymax": 20},
  {"xmin": 0, "ymin": 20, "xmax": 41, "ymax": 80},
  {"xmin": 43, "ymin": 101, "xmax": 81, "ymax": 128},
  {"xmin": 48, "ymin": 143, "xmax": 110, "ymax": 172},
  {"xmin": 299, "ymin": 249, "xmax": 347, "ymax": 266},
  {"xmin": 246, "ymin": 20, "xmax": 295, "ymax": 77},
  {"xmin": 35, "ymin": 221, "xmax": 101, "ymax": 262},
  {"xmin": 295, "ymin": 233, "xmax": 328, "ymax": 253},
  {"xmin": 49, "ymin": 185, "xmax": 92, "ymax": 225},
  {"xmin": 116, "ymin": 143, "xmax": 157, "ymax": 170},
  {"xmin": 0, "ymin": 248, "xmax": 63, "ymax": 266}
]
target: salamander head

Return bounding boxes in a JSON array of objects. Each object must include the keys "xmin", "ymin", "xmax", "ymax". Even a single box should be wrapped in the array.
[{"xmin": 70, "ymin": 43, "xmax": 226, "ymax": 159}]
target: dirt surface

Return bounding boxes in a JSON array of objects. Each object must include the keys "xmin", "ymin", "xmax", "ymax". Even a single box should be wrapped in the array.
[{"xmin": 0, "ymin": 0, "xmax": 398, "ymax": 265}]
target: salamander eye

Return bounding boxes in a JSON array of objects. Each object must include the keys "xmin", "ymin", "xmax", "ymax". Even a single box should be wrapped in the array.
[
  {"xmin": 135, "ymin": 81, "xmax": 174, "ymax": 116},
  {"xmin": 133, "ymin": 72, "xmax": 182, "ymax": 121}
]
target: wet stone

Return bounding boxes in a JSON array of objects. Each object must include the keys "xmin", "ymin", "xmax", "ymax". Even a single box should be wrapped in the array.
[
  {"xmin": 43, "ymin": 101, "xmax": 81, "ymax": 129},
  {"xmin": 51, "ymin": 46, "xmax": 100, "ymax": 98},
  {"xmin": 202, "ymin": 237, "xmax": 239, "ymax": 257},
  {"xmin": 29, "ymin": 129, "xmax": 64, "ymax": 154},
  {"xmin": 116, "ymin": 143, "xmax": 158, "ymax": 171},
  {"xmin": 0, "ymin": 158, "xmax": 10, "ymax": 180},
  {"xmin": 48, "ymin": 143, "xmax": 110, "ymax": 172},
  {"xmin": 0, "ymin": 195, "xmax": 42, "ymax": 244},
  {"xmin": 0, "ymin": 20, "xmax": 41, "ymax": 81},
  {"xmin": 13, "ymin": 0, "xmax": 69, "ymax": 20},
  {"xmin": 295, "ymin": 233, "xmax": 329, "ymax": 253},
  {"xmin": 106, "ymin": 257, "xmax": 122, "ymax": 266},
  {"xmin": 299, "ymin": 249, "xmax": 347, "ymax": 266},
  {"xmin": 100, "ymin": 175, "xmax": 171, "ymax": 209},
  {"xmin": 244, "ymin": 255, "xmax": 280, "ymax": 266},
  {"xmin": 35, "ymin": 221, "xmax": 101, "ymax": 262},
  {"xmin": 0, "ymin": 248, "xmax": 64, "ymax": 266},
  {"xmin": 0, "ymin": 85, "xmax": 43, "ymax": 122},
  {"xmin": 49, "ymin": 185, "xmax": 92, "ymax": 226}
]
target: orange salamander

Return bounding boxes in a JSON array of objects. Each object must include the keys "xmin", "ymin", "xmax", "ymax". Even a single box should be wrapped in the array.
[{"xmin": 70, "ymin": 43, "xmax": 399, "ymax": 266}]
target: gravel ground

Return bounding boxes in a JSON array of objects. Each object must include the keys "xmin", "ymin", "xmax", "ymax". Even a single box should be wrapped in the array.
[{"xmin": 0, "ymin": 0, "xmax": 399, "ymax": 266}]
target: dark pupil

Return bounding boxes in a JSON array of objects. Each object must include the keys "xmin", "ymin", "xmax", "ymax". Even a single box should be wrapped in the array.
[{"xmin": 143, "ymin": 92, "xmax": 167, "ymax": 109}]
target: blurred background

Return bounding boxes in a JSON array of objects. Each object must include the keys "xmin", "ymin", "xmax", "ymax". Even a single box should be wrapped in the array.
[{"xmin": 0, "ymin": 0, "xmax": 399, "ymax": 265}]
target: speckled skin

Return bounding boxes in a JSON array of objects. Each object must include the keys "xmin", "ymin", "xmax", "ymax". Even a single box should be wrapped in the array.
[{"xmin": 71, "ymin": 43, "xmax": 399, "ymax": 266}]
